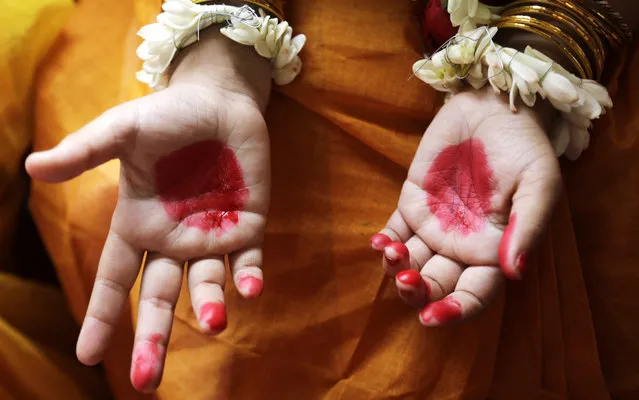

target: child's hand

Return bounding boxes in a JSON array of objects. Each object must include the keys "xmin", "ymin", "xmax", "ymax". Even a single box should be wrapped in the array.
[
  {"xmin": 371, "ymin": 87, "xmax": 561, "ymax": 326},
  {"xmin": 26, "ymin": 29, "xmax": 271, "ymax": 392}
]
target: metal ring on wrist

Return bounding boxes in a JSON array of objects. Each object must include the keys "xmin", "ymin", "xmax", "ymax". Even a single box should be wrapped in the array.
[
  {"xmin": 503, "ymin": 0, "xmax": 623, "ymax": 47},
  {"xmin": 501, "ymin": 5, "xmax": 605, "ymax": 79},
  {"xmin": 493, "ymin": 17, "xmax": 591, "ymax": 79}
]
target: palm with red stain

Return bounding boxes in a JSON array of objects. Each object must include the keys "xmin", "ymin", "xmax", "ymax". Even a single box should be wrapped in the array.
[
  {"xmin": 155, "ymin": 140, "xmax": 249, "ymax": 234},
  {"xmin": 373, "ymin": 87, "xmax": 562, "ymax": 326},
  {"xmin": 423, "ymin": 138, "xmax": 495, "ymax": 235},
  {"xmin": 26, "ymin": 30, "xmax": 271, "ymax": 393}
]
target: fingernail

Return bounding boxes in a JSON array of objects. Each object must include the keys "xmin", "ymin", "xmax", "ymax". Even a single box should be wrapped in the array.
[
  {"xmin": 396, "ymin": 270, "xmax": 421, "ymax": 296},
  {"xmin": 396, "ymin": 270, "xmax": 431, "ymax": 299},
  {"xmin": 370, "ymin": 233, "xmax": 392, "ymax": 251},
  {"xmin": 131, "ymin": 334, "xmax": 162, "ymax": 392},
  {"xmin": 396, "ymin": 270, "xmax": 422, "ymax": 287},
  {"xmin": 384, "ymin": 242, "xmax": 409, "ymax": 265},
  {"xmin": 199, "ymin": 302, "xmax": 227, "ymax": 334},
  {"xmin": 419, "ymin": 297, "xmax": 462, "ymax": 326},
  {"xmin": 238, "ymin": 276, "xmax": 263, "ymax": 299}
]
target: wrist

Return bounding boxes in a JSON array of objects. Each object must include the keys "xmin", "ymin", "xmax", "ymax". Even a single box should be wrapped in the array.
[
  {"xmin": 168, "ymin": 26, "xmax": 272, "ymax": 112},
  {"xmin": 459, "ymin": 86, "xmax": 554, "ymax": 132}
]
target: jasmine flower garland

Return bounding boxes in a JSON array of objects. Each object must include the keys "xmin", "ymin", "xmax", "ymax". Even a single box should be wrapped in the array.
[{"xmin": 136, "ymin": 0, "xmax": 306, "ymax": 89}]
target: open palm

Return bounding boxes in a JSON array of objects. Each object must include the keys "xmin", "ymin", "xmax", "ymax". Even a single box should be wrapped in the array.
[
  {"xmin": 26, "ymin": 82, "xmax": 270, "ymax": 391},
  {"xmin": 371, "ymin": 88, "xmax": 561, "ymax": 326}
]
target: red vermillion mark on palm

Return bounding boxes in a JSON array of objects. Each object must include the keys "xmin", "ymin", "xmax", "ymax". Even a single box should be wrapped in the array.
[
  {"xmin": 423, "ymin": 138, "xmax": 495, "ymax": 235},
  {"xmin": 155, "ymin": 140, "xmax": 248, "ymax": 235}
]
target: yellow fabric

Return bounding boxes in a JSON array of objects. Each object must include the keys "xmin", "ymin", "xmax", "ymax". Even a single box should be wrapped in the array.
[
  {"xmin": 0, "ymin": 0, "xmax": 72, "ymax": 271},
  {"xmin": 0, "ymin": 2, "xmax": 115, "ymax": 399},
  {"xmin": 29, "ymin": 1, "xmax": 150, "ymax": 397},
  {"xmin": 0, "ymin": 273, "xmax": 112, "ymax": 399},
  {"xmin": 27, "ymin": 0, "xmax": 639, "ymax": 399}
]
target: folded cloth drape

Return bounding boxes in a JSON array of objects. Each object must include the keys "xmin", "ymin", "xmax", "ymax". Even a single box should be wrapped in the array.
[
  {"xmin": 0, "ymin": 273, "xmax": 113, "ymax": 399},
  {"xmin": 0, "ymin": 0, "xmax": 72, "ymax": 272},
  {"xmin": 28, "ymin": 0, "xmax": 639, "ymax": 399}
]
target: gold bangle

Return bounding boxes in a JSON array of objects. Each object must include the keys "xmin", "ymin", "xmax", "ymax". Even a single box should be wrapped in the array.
[
  {"xmin": 494, "ymin": 17, "xmax": 591, "ymax": 78},
  {"xmin": 495, "ymin": 15, "xmax": 593, "ymax": 78},
  {"xmin": 502, "ymin": 5, "xmax": 605, "ymax": 79},
  {"xmin": 556, "ymin": 0, "xmax": 623, "ymax": 46},
  {"xmin": 586, "ymin": 0, "xmax": 633, "ymax": 41},
  {"xmin": 505, "ymin": 0, "xmax": 623, "ymax": 46},
  {"xmin": 569, "ymin": 0, "xmax": 629, "ymax": 43}
]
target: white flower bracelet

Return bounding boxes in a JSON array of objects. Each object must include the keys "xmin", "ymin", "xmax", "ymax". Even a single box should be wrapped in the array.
[
  {"xmin": 136, "ymin": 0, "xmax": 306, "ymax": 89},
  {"xmin": 415, "ymin": 0, "xmax": 614, "ymax": 160}
]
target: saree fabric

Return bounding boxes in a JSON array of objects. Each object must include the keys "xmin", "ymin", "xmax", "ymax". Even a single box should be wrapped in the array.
[
  {"xmin": 0, "ymin": 0, "xmax": 72, "ymax": 273},
  {"xmin": 27, "ymin": 0, "xmax": 639, "ymax": 398},
  {"xmin": 0, "ymin": 273, "xmax": 112, "ymax": 400},
  {"xmin": 0, "ymin": 1, "xmax": 113, "ymax": 398}
]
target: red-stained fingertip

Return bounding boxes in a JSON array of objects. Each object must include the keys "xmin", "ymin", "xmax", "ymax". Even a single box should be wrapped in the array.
[
  {"xmin": 370, "ymin": 233, "xmax": 392, "ymax": 251},
  {"xmin": 499, "ymin": 213, "xmax": 522, "ymax": 280},
  {"xmin": 238, "ymin": 276, "xmax": 263, "ymax": 299},
  {"xmin": 199, "ymin": 302, "xmax": 227, "ymax": 334},
  {"xmin": 384, "ymin": 242, "xmax": 409, "ymax": 265},
  {"xmin": 396, "ymin": 270, "xmax": 422, "ymax": 286},
  {"xmin": 396, "ymin": 270, "xmax": 431, "ymax": 307},
  {"xmin": 396, "ymin": 270, "xmax": 430, "ymax": 296},
  {"xmin": 131, "ymin": 334, "xmax": 162, "ymax": 392},
  {"xmin": 419, "ymin": 297, "xmax": 462, "ymax": 326}
]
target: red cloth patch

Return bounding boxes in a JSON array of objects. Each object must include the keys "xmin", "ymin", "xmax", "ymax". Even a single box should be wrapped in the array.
[{"xmin": 421, "ymin": 0, "xmax": 457, "ymax": 53}]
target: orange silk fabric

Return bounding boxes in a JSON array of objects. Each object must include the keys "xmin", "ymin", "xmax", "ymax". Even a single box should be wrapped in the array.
[{"xmin": 28, "ymin": 0, "xmax": 639, "ymax": 399}]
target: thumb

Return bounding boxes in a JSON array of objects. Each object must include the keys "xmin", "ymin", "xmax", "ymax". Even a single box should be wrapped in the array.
[
  {"xmin": 499, "ymin": 161, "xmax": 562, "ymax": 280},
  {"xmin": 26, "ymin": 101, "xmax": 140, "ymax": 182}
]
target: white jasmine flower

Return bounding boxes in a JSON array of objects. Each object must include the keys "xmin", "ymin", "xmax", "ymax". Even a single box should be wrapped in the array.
[
  {"xmin": 446, "ymin": 0, "xmax": 498, "ymax": 27},
  {"xmin": 563, "ymin": 124, "xmax": 590, "ymax": 160},
  {"xmin": 551, "ymin": 119, "xmax": 571, "ymax": 156},
  {"xmin": 580, "ymin": 79, "xmax": 613, "ymax": 108}
]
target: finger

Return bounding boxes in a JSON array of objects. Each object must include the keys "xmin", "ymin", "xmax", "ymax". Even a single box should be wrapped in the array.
[
  {"xmin": 229, "ymin": 247, "xmax": 263, "ymax": 299},
  {"xmin": 382, "ymin": 241, "xmax": 409, "ymax": 277},
  {"xmin": 370, "ymin": 209, "xmax": 412, "ymax": 251},
  {"xmin": 395, "ymin": 235, "xmax": 435, "ymax": 307},
  {"xmin": 76, "ymin": 232, "xmax": 143, "ymax": 366},
  {"xmin": 131, "ymin": 254, "xmax": 183, "ymax": 393},
  {"xmin": 419, "ymin": 255, "xmax": 465, "ymax": 301},
  {"xmin": 499, "ymin": 163, "xmax": 561, "ymax": 279},
  {"xmin": 419, "ymin": 265, "xmax": 504, "ymax": 327},
  {"xmin": 404, "ymin": 234, "xmax": 435, "ymax": 271},
  {"xmin": 396, "ymin": 270, "xmax": 430, "ymax": 308},
  {"xmin": 25, "ymin": 101, "xmax": 139, "ymax": 182},
  {"xmin": 187, "ymin": 256, "xmax": 227, "ymax": 334}
]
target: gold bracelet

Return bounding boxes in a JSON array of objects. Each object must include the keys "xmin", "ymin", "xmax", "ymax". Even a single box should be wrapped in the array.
[
  {"xmin": 503, "ymin": 0, "xmax": 622, "ymax": 47},
  {"xmin": 585, "ymin": 0, "xmax": 633, "ymax": 41},
  {"xmin": 494, "ymin": 17, "xmax": 591, "ymax": 78},
  {"xmin": 572, "ymin": 0, "xmax": 630, "ymax": 43},
  {"xmin": 501, "ymin": 5, "xmax": 605, "ymax": 79},
  {"xmin": 556, "ymin": 0, "xmax": 623, "ymax": 46}
]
